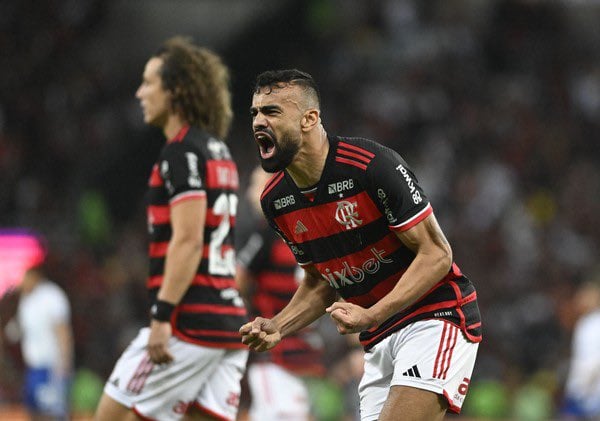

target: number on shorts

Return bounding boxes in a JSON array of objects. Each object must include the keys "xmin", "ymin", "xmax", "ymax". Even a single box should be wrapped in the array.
[{"xmin": 458, "ymin": 378, "xmax": 470, "ymax": 395}]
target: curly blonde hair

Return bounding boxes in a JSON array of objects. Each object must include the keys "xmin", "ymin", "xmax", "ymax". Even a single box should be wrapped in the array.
[{"xmin": 155, "ymin": 36, "xmax": 232, "ymax": 139}]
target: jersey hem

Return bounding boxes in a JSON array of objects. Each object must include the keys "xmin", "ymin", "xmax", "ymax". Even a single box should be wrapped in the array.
[{"xmin": 172, "ymin": 330, "xmax": 247, "ymax": 349}]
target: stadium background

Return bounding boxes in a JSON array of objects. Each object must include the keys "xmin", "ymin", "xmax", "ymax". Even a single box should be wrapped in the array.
[{"xmin": 1, "ymin": 0, "xmax": 599, "ymax": 419}]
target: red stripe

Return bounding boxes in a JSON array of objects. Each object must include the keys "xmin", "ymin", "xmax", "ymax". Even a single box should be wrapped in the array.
[
  {"xmin": 147, "ymin": 274, "xmax": 237, "ymax": 289},
  {"xmin": 442, "ymin": 326, "xmax": 459, "ymax": 379},
  {"xmin": 261, "ymin": 171, "xmax": 284, "ymax": 200},
  {"xmin": 205, "ymin": 209, "xmax": 236, "ymax": 228},
  {"xmin": 274, "ymin": 191, "xmax": 382, "ymax": 243},
  {"xmin": 466, "ymin": 322, "xmax": 482, "ymax": 330},
  {"xmin": 337, "ymin": 148, "xmax": 372, "ymax": 164},
  {"xmin": 170, "ymin": 191, "xmax": 206, "ymax": 206},
  {"xmin": 178, "ymin": 303, "xmax": 247, "ymax": 316},
  {"xmin": 172, "ymin": 330, "xmax": 247, "ymax": 349},
  {"xmin": 433, "ymin": 322, "xmax": 448, "ymax": 378},
  {"xmin": 149, "ymin": 242, "xmax": 168, "ymax": 258},
  {"xmin": 147, "ymin": 205, "xmax": 170, "ymax": 225},
  {"xmin": 456, "ymin": 306, "xmax": 482, "ymax": 343},
  {"xmin": 335, "ymin": 156, "xmax": 367, "ymax": 170},
  {"xmin": 191, "ymin": 403, "xmax": 230, "ymax": 421},
  {"xmin": 360, "ymin": 300, "xmax": 460, "ymax": 347},
  {"xmin": 391, "ymin": 204, "xmax": 433, "ymax": 232},
  {"xmin": 438, "ymin": 325, "xmax": 456, "ymax": 379},
  {"xmin": 132, "ymin": 406, "xmax": 156, "ymax": 421},
  {"xmin": 256, "ymin": 272, "xmax": 298, "ymax": 293},
  {"xmin": 168, "ymin": 125, "xmax": 190, "ymax": 143},
  {"xmin": 179, "ymin": 329, "xmax": 241, "ymax": 337},
  {"xmin": 338, "ymin": 141, "xmax": 375, "ymax": 158},
  {"xmin": 205, "ymin": 160, "xmax": 239, "ymax": 189},
  {"xmin": 442, "ymin": 390, "xmax": 463, "ymax": 414},
  {"xmin": 148, "ymin": 165, "xmax": 163, "ymax": 187},
  {"xmin": 344, "ymin": 271, "xmax": 404, "ymax": 307},
  {"xmin": 269, "ymin": 240, "xmax": 296, "ymax": 265}
]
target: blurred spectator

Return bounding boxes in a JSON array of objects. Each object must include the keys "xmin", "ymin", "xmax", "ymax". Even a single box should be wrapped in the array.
[
  {"xmin": 4, "ymin": 262, "xmax": 74, "ymax": 420},
  {"xmin": 562, "ymin": 273, "xmax": 600, "ymax": 419}
]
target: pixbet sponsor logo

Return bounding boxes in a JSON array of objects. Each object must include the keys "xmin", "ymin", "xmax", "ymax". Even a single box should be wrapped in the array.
[{"xmin": 321, "ymin": 247, "xmax": 393, "ymax": 289}]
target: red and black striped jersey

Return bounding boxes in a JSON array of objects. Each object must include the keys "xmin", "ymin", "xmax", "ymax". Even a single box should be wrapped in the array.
[
  {"xmin": 260, "ymin": 136, "xmax": 482, "ymax": 351},
  {"xmin": 146, "ymin": 125, "xmax": 247, "ymax": 349},
  {"xmin": 238, "ymin": 223, "xmax": 324, "ymax": 376}
]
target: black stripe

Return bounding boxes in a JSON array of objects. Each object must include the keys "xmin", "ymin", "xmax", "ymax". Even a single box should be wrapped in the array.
[
  {"xmin": 302, "ymin": 217, "xmax": 391, "ymax": 262},
  {"xmin": 413, "ymin": 365, "xmax": 421, "ymax": 378}
]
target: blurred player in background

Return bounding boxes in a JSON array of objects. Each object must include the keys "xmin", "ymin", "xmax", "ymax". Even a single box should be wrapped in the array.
[
  {"xmin": 236, "ymin": 166, "xmax": 324, "ymax": 420},
  {"xmin": 4, "ymin": 236, "xmax": 73, "ymax": 421},
  {"xmin": 563, "ymin": 273, "xmax": 600, "ymax": 420},
  {"xmin": 95, "ymin": 36, "xmax": 247, "ymax": 421},
  {"xmin": 240, "ymin": 69, "xmax": 482, "ymax": 421}
]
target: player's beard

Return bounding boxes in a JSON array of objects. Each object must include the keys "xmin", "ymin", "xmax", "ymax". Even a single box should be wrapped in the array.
[{"xmin": 259, "ymin": 132, "xmax": 300, "ymax": 173}]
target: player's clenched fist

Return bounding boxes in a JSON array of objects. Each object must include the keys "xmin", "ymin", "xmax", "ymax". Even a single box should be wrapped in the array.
[
  {"xmin": 326, "ymin": 302, "xmax": 378, "ymax": 334},
  {"xmin": 239, "ymin": 317, "xmax": 282, "ymax": 352}
]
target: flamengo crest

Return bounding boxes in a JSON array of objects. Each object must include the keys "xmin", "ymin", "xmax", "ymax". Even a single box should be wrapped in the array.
[{"xmin": 335, "ymin": 201, "xmax": 362, "ymax": 229}]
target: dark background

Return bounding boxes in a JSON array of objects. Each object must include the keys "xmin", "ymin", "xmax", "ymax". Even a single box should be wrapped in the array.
[{"xmin": 1, "ymin": 1, "xmax": 599, "ymax": 419}]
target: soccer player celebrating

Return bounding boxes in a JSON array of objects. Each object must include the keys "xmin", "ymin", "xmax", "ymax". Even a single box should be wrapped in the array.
[
  {"xmin": 96, "ymin": 37, "xmax": 247, "ymax": 421},
  {"xmin": 240, "ymin": 69, "xmax": 482, "ymax": 421}
]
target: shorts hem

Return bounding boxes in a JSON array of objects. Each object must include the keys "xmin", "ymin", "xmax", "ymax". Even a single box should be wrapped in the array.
[
  {"xmin": 390, "ymin": 380, "xmax": 463, "ymax": 414},
  {"xmin": 192, "ymin": 402, "xmax": 231, "ymax": 421},
  {"xmin": 391, "ymin": 378, "xmax": 444, "ymax": 395},
  {"xmin": 103, "ymin": 383, "xmax": 133, "ymax": 409}
]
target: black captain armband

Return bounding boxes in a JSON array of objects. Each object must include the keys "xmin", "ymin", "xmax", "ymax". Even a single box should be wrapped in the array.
[{"xmin": 150, "ymin": 300, "xmax": 176, "ymax": 322}]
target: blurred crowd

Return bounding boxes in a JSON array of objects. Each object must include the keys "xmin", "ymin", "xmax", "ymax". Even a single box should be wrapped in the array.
[{"xmin": 1, "ymin": 0, "xmax": 599, "ymax": 419}]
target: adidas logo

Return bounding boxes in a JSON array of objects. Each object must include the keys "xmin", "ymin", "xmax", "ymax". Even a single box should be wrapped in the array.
[
  {"xmin": 295, "ymin": 220, "xmax": 308, "ymax": 234},
  {"xmin": 402, "ymin": 365, "xmax": 421, "ymax": 378}
]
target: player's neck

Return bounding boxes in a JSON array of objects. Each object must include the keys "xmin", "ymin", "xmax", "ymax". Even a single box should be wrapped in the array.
[
  {"xmin": 162, "ymin": 114, "xmax": 187, "ymax": 140},
  {"xmin": 287, "ymin": 126, "xmax": 329, "ymax": 188}
]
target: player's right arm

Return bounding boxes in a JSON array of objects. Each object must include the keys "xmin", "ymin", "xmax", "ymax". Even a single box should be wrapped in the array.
[{"xmin": 240, "ymin": 264, "xmax": 335, "ymax": 352}]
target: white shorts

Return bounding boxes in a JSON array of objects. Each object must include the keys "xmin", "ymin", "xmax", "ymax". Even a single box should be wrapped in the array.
[
  {"xmin": 359, "ymin": 319, "xmax": 479, "ymax": 421},
  {"xmin": 246, "ymin": 362, "xmax": 311, "ymax": 421},
  {"xmin": 104, "ymin": 328, "xmax": 248, "ymax": 421}
]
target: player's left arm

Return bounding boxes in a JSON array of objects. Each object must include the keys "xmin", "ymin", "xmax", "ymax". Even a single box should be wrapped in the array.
[
  {"xmin": 327, "ymin": 213, "xmax": 451, "ymax": 333},
  {"xmin": 328, "ymin": 145, "xmax": 451, "ymax": 333}
]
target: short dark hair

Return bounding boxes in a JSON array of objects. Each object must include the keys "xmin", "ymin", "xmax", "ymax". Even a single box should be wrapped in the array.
[{"xmin": 254, "ymin": 69, "xmax": 321, "ymax": 109}]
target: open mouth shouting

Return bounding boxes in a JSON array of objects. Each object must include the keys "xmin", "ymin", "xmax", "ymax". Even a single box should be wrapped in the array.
[{"xmin": 255, "ymin": 129, "xmax": 277, "ymax": 159}]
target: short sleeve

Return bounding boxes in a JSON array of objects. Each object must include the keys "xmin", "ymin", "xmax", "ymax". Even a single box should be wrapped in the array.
[
  {"xmin": 367, "ymin": 149, "xmax": 432, "ymax": 232},
  {"xmin": 160, "ymin": 143, "xmax": 206, "ymax": 204},
  {"xmin": 48, "ymin": 285, "xmax": 70, "ymax": 324}
]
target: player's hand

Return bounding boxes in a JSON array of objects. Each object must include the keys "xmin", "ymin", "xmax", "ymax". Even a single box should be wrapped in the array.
[
  {"xmin": 326, "ymin": 302, "xmax": 377, "ymax": 334},
  {"xmin": 147, "ymin": 320, "xmax": 174, "ymax": 364},
  {"xmin": 239, "ymin": 317, "xmax": 281, "ymax": 352}
]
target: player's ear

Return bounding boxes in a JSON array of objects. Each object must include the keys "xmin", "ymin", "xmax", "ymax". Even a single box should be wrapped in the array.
[{"xmin": 301, "ymin": 109, "xmax": 319, "ymax": 131}]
